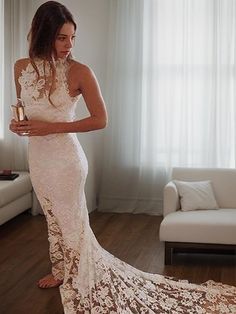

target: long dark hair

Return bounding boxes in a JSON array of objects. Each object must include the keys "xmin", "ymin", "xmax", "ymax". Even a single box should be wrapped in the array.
[
  {"xmin": 27, "ymin": 1, "xmax": 77, "ymax": 105},
  {"xmin": 28, "ymin": 1, "xmax": 76, "ymax": 60}
]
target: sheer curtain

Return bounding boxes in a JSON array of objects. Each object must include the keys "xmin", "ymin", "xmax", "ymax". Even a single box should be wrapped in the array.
[
  {"xmin": 98, "ymin": 0, "xmax": 236, "ymax": 215},
  {"xmin": 0, "ymin": 0, "xmax": 32, "ymax": 170}
]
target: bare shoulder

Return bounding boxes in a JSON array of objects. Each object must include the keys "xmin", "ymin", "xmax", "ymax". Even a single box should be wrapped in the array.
[
  {"xmin": 69, "ymin": 60, "xmax": 95, "ymax": 80},
  {"xmin": 14, "ymin": 58, "xmax": 31, "ymax": 94},
  {"xmin": 14, "ymin": 58, "xmax": 31, "ymax": 75},
  {"xmin": 15, "ymin": 58, "xmax": 30, "ymax": 68},
  {"xmin": 68, "ymin": 60, "xmax": 98, "ymax": 93}
]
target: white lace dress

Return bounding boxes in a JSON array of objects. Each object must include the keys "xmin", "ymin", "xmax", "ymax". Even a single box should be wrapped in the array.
[{"xmin": 18, "ymin": 59, "xmax": 236, "ymax": 314}]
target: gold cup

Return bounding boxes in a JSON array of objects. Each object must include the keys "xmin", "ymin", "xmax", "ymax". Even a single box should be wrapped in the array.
[
  {"xmin": 11, "ymin": 99, "xmax": 28, "ymax": 135},
  {"xmin": 11, "ymin": 99, "xmax": 27, "ymax": 121}
]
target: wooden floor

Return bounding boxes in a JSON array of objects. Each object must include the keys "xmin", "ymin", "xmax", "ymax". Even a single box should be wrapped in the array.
[{"xmin": 0, "ymin": 210, "xmax": 235, "ymax": 314}]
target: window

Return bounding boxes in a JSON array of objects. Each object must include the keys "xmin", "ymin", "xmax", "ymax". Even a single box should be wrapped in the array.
[{"xmin": 140, "ymin": 1, "xmax": 236, "ymax": 168}]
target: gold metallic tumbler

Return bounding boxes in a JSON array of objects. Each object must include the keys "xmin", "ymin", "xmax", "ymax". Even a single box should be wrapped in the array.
[{"xmin": 11, "ymin": 98, "xmax": 27, "ymax": 121}]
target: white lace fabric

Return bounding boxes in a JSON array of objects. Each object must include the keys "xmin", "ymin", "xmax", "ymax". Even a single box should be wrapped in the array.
[
  {"xmin": 18, "ymin": 58, "xmax": 236, "ymax": 313},
  {"xmin": 19, "ymin": 59, "xmax": 78, "ymax": 124}
]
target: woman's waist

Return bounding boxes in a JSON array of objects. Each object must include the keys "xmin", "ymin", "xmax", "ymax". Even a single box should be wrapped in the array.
[
  {"xmin": 29, "ymin": 133, "xmax": 79, "ymax": 150},
  {"xmin": 25, "ymin": 113, "xmax": 76, "ymax": 123},
  {"xmin": 28, "ymin": 133, "xmax": 86, "ymax": 167}
]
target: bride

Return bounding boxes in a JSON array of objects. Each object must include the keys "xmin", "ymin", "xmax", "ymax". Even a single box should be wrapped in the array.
[{"xmin": 9, "ymin": 1, "xmax": 236, "ymax": 313}]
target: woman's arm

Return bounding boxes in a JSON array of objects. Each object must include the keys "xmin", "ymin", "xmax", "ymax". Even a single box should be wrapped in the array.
[
  {"xmin": 10, "ymin": 62, "xmax": 108, "ymax": 136},
  {"xmin": 14, "ymin": 60, "xmax": 24, "ymax": 99},
  {"xmin": 50, "ymin": 64, "xmax": 108, "ymax": 133}
]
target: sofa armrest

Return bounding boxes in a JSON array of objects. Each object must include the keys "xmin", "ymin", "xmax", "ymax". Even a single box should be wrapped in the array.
[
  {"xmin": 163, "ymin": 181, "xmax": 180, "ymax": 217},
  {"xmin": 31, "ymin": 191, "xmax": 43, "ymax": 215}
]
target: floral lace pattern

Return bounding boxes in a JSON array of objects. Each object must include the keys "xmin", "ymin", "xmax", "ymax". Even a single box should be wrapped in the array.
[
  {"xmin": 18, "ymin": 58, "xmax": 236, "ymax": 313},
  {"xmin": 42, "ymin": 197, "xmax": 65, "ymax": 281},
  {"xmin": 19, "ymin": 59, "xmax": 78, "ymax": 124}
]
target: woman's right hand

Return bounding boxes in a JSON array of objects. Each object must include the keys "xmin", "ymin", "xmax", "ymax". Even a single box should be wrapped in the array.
[{"xmin": 9, "ymin": 119, "xmax": 24, "ymax": 136}]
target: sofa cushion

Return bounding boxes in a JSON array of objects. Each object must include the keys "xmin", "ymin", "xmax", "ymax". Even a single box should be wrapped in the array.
[
  {"xmin": 0, "ymin": 172, "xmax": 32, "ymax": 207},
  {"xmin": 159, "ymin": 208, "xmax": 236, "ymax": 244},
  {"xmin": 173, "ymin": 180, "xmax": 218, "ymax": 211},
  {"xmin": 172, "ymin": 168, "xmax": 236, "ymax": 208}
]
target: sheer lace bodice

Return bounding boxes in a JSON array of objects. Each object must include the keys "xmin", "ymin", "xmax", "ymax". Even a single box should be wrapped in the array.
[
  {"xmin": 19, "ymin": 58, "xmax": 79, "ymax": 123},
  {"xmin": 18, "ymin": 58, "xmax": 236, "ymax": 314}
]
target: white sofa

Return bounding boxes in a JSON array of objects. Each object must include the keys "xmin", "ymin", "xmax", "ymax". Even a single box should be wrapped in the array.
[
  {"xmin": 159, "ymin": 167, "xmax": 236, "ymax": 265},
  {"xmin": 0, "ymin": 171, "xmax": 40, "ymax": 225}
]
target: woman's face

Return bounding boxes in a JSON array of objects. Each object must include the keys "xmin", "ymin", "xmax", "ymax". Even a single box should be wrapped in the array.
[{"xmin": 54, "ymin": 22, "xmax": 76, "ymax": 59}]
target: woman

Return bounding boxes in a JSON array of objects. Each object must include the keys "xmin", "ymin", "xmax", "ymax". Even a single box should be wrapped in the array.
[{"xmin": 9, "ymin": 1, "xmax": 236, "ymax": 313}]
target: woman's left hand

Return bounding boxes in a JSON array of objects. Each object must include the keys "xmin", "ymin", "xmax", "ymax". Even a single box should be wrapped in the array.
[{"xmin": 9, "ymin": 119, "xmax": 54, "ymax": 136}]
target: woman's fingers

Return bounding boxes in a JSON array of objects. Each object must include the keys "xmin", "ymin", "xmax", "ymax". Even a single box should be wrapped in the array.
[
  {"xmin": 9, "ymin": 120, "xmax": 51, "ymax": 137},
  {"xmin": 17, "ymin": 120, "xmax": 30, "ymax": 126},
  {"xmin": 9, "ymin": 120, "xmax": 32, "ymax": 136},
  {"xmin": 9, "ymin": 122, "xmax": 17, "ymax": 132}
]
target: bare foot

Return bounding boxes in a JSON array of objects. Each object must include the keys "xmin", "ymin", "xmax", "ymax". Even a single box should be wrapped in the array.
[{"xmin": 37, "ymin": 273, "xmax": 63, "ymax": 289}]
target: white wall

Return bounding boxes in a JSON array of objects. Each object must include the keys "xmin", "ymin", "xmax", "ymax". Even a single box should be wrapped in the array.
[{"xmin": 28, "ymin": 0, "xmax": 110, "ymax": 212}]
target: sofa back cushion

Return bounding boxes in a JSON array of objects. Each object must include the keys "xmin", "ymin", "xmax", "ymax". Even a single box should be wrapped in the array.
[{"xmin": 172, "ymin": 167, "xmax": 236, "ymax": 208}]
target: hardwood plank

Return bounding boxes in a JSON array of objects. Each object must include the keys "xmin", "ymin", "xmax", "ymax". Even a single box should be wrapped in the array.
[{"xmin": 0, "ymin": 210, "xmax": 235, "ymax": 313}]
